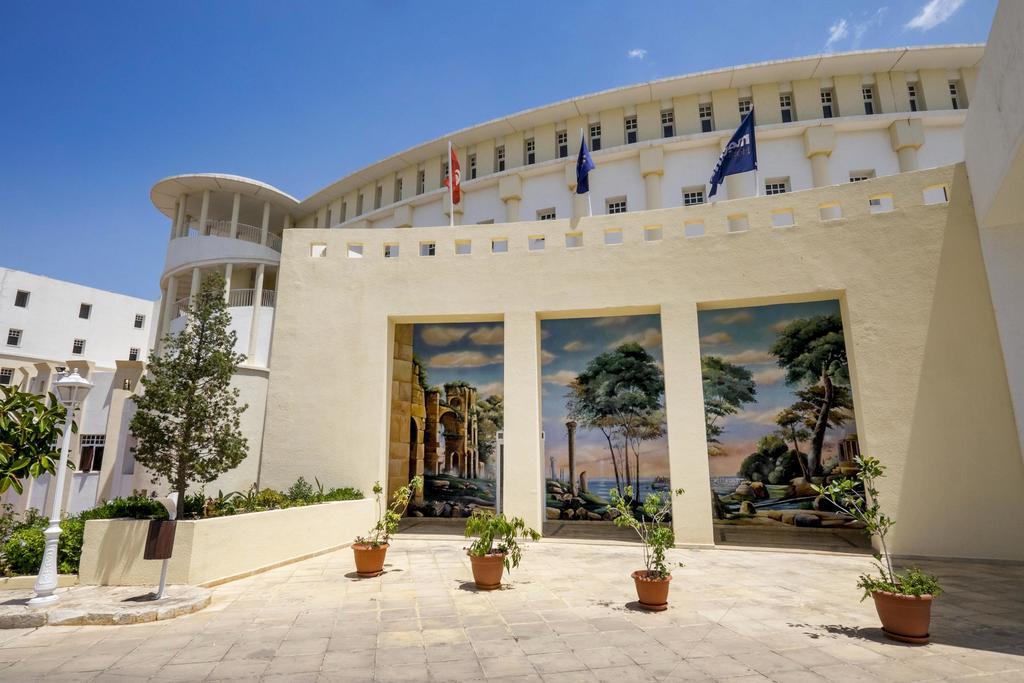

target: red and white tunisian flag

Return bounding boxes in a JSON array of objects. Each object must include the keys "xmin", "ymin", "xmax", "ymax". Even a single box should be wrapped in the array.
[{"xmin": 443, "ymin": 142, "xmax": 461, "ymax": 204}]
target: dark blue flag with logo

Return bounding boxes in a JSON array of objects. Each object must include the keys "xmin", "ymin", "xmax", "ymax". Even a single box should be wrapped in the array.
[
  {"xmin": 576, "ymin": 133, "xmax": 596, "ymax": 194},
  {"xmin": 708, "ymin": 109, "xmax": 757, "ymax": 198}
]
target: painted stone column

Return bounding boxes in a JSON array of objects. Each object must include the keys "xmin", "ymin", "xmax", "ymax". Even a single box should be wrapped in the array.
[
  {"xmin": 502, "ymin": 310, "xmax": 543, "ymax": 533},
  {"xmin": 660, "ymin": 302, "xmax": 715, "ymax": 546},
  {"xmin": 198, "ymin": 189, "xmax": 211, "ymax": 235},
  {"xmin": 566, "ymin": 421, "xmax": 577, "ymax": 495},
  {"xmin": 229, "ymin": 192, "xmax": 241, "ymax": 239},
  {"xmin": 247, "ymin": 263, "xmax": 265, "ymax": 363},
  {"xmin": 890, "ymin": 119, "xmax": 924, "ymax": 173},
  {"xmin": 803, "ymin": 125, "xmax": 836, "ymax": 187},
  {"xmin": 499, "ymin": 174, "xmax": 523, "ymax": 223},
  {"xmin": 640, "ymin": 147, "xmax": 664, "ymax": 210}
]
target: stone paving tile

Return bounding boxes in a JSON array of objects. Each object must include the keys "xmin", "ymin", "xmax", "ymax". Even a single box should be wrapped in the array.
[{"xmin": 0, "ymin": 538, "xmax": 1020, "ymax": 682}]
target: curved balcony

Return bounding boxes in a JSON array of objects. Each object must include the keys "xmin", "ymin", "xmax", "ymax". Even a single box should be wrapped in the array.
[
  {"xmin": 170, "ymin": 288, "xmax": 277, "ymax": 367},
  {"xmin": 164, "ymin": 224, "xmax": 281, "ymax": 278}
]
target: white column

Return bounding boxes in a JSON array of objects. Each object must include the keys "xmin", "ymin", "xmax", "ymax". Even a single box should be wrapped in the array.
[
  {"xmin": 640, "ymin": 147, "xmax": 664, "ymax": 210},
  {"xmin": 189, "ymin": 267, "xmax": 201, "ymax": 306},
  {"xmin": 499, "ymin": 175, "xmax": 523, "ymax": 224},
  {"xmin": 643, "ymin": 173, "xmax": 662, "ymax": 210},
  {"xmin": 260, "ymin": 201, "xmax": 270, "ymax": 246},
  {"xmin": 502, "ymin": 310, "xmax": 544, "ymax": 533},
  {"xmin": 175, "ymin": 194, "xmax": 188, "ymax": 237},
  {"xmin": 889, "ymin": 119, "xmax": 924, "ymax": 173},
  {"xmin": 223, "ymin": 263, "xmax": 233, "ymax": 303},
  {"xmin": 247, "ymin": 264, "xmax": 265, "ymax": 363},
  {"xmin": 284, "ymin": 214, "xmax": 293, "ymax": 229},
  {"xmin": 198, "ymin": 189, "xmax": 211, "ymax": 235},
  {"xmin": 168, "ymin": 201, "xmax": 179, "ymax": 240},
  {"xmin": 160, "ymin": 276, "xmax": 179, "ymax": 337},
  {"xmin": 803, "ymin": 126, "xmax": 836, "ymax": 188},
  {"xmin": 229, "ymin": 192, "xmax": 241, "ymax": 239},
  {"xmin": 809, "ymin": 153, "xmax": 830, "ymax": 187},
  {"xmin": 661, "ymin": 302, "xmax": 715, "ymax": 546}
]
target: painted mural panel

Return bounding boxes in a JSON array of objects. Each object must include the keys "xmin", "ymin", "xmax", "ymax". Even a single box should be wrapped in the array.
[
  {"xmin": 397, "ymin": 322, "xmax": 503, "ymax": 518},
  {"xmin": 541, "ymin": 315, "xmax": 670, "ymax": 522},
  {"xmin": 697, "ymin": 300, "xmax": 864, "ymax": 532}
]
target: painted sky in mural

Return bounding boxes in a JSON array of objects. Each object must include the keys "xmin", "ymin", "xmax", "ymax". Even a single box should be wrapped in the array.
[
  {"xmin": 697, "ymin": 300, "xmax": 856, "ymax": 477},
  {"xmin": 413, "ymin": 322, "xmax": 504, "ymax": 398},
  {"xmin": 540, "ymin": 314, "xmax": 669, "ymax": 481}
]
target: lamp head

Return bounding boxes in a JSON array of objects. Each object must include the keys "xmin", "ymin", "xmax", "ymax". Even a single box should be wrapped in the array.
[{"xmin": 54, "ymin": 369, "xmax": 93, "ymax": 407}]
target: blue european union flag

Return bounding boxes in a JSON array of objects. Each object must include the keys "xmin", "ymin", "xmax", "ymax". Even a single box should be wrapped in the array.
[
  {"xmin": 576, "ymin": 134, "xmax": 596, "ymax": 194},
  {"xmin": 708, "ymin": 109, "xmax": 757, "ymax": 198}
]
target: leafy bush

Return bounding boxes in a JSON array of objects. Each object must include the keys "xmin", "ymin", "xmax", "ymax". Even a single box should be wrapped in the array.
[
  {"xmin": 2, "ymin": 526, "xmax": 45, "ymax": 575},
  {"xmin": 857, "ymin": 566, "xmax": 942, "ymax": 600},
  {"xmin": 611, "ymin": 486, "xmax": 685, "ymax": 579},
  {"xmin": 287, "ymin": 476, "xmax": 315, "ymax": 501},
  {"xmin": 464, "ymin": 510, "xmax": 540, "ymax": 573},
  {"xmin": 356, "ymin": 477, "xmax": 422, "ymax": 547}
]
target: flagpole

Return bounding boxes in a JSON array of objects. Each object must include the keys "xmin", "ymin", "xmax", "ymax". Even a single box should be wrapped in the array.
[
  {"xmin": 448, "ymin": 141, "xmax": 454, "ymax": 227},
  {"xmin": 579, "ymin": 128, "xmax": 593, "ymax": 217}
]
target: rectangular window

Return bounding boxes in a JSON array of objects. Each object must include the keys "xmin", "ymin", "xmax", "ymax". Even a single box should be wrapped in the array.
[
  {"xmin": 682, "ymin": 188, "xmax": 705, "ymax": 206},
  {"xmin": 771, "ymin": 209, "xmax": 795, "ymax": 228},
  {"xmin": 528, "ymin": 236, "xmax": 545, "ymax": 251},
  {"xmin": 556, "ymin": 130, "xmax": 568, "ymax": 158},
  {"xmin": 949, "ymin": 81, "xmax": 961, "ymax": 110},
  {"xmin": 356, "ymin": 193, "xmax": 364, "ymax": 216},
  {"xmin": 869, "ymin": 195, "xmax": 895, "ymax": 213},
  {"xmin": 7, "ymin": 329, "xmax": 22, "ymax": 346},
  {"xmin": 72, "ymin": 338, "xmax": 86, "ymax": 355},
  {"xmin": 849, "ymin": 170, "xmax": 876, "ymax": 182},
  {"xmin": 821, "ymin": 89, "xmax": 834, "ymax": 118},
  {"xmin": 779, "ymin": 94, "xmax": 793, "ymax": 123},
  {"xmin": 644, "ymin": 226, "xmax": 663, "ymax": 241},
  {"xmin": 908, "ymin": 83, "xmax": 919, "ymax": 112},
  {"xmin": 565, "ymin": 232, "xmax": 583, "ymax": 248},
  {"xmin": 347, "ymin": 243, "xmax": 364, "ymax": 258},
  {"xmin": 589, "ymin": 123, "xmax": 601, "ymax": 151},
  {"xmin": 661, "ymin": 109, "xmax": 675, "ymax": 137},
  {"xmin": 923, "ymin": 185, "xmax": 949, "ymax": 205},
  {"xmin": 624, "ymin": 116, "xmax": 638, "ymax": 144},
  {"xmin": 79, "ymin": 435, "xmax": 105, "ymax": 472},
  {"xmin": 525, "ymin": 138, "xmax": 536, "ymax": 164},
  {"xmin": 604, "ymin": 228, "xmax": 623, "ymax": 245},
  {"xmin": 384, "ymin": 244, "xmax": 400, "ymax": 258},
  {"xmin": 738, "ymin": 97, "xmax": 752, "ymax": 116},
  {"xmin": 764, "ymin": 178, "xmax": 790, "ymax": 195},
  {"xmin": 14, "ymin": 290, "xmax": 29, "ymax": 308},
  {"xmin": 495, "ymin": 146, "xmax": 506, "ymax": 172},
  {"xmin": 862, "ymin": 86, "xmax": 875, "ymax": 115},
  {"xmin": 394, "ymin": 179, "xmax": 402, "ymax": 203},
  {"xmin": 128, "ymin": 347, "xmax": 140, "ymax": 361},
  {"xmin": 537, "ymin": 208, "xmax": 556, "ymax": 221},
  {"xmin": 310, "ymin": 243, "xmax": 327, "ymax": 257},
  {"xmin": 699, "ymin": 103, "xmax": 713, "ymax": 132},
  {"xmin": 340, "ymin": 201, "xmax": 347, "ymax": 222},
  {"xmin": 455, "ymin": 240, "xmax": 472, "ymax": 255},
  {"xmin": 684, "ymin": 220, "xmax": 705, "ymax": 238},
  {"xmin": 134, "ymin": 314, "xmax": 145, "ymax": 329},
  {"xmin": 374, "ymin": 185, "xmax": 382, "ymax": 210},
  {"xmin": 79, "ymin": 303, "xmax": 91, "ymax": 319},
  {"xmin": 468, "ymin": 153, "xmax": 477, "ymax": 179},
  {"xmin": 419, "ymin": 242, "xmax": 436, "ymax": 257},
  {"xmin": 416, "ymin": 169, "xmax": 426, "ymax": 195},
  {"xmin": 441, "ymin": 160, "xmax": 449, "ymax": 188},
  {"xmin": 491, "ymin": 238, "xmax": 508, "ymax": 253},
  {"xmin": 0, "ymin": 368, "xmax": 12, "ymax": 386},
  {"xmin": 606, "ymin": 197, "xmax": 627, "ymax": 215}
]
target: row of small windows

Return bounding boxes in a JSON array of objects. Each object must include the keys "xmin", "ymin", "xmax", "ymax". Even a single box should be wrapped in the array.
[
  {"xmin": 324, "ymin": 79, "xmax": 965, "ymax": 224},
  {"xmin": 12, "ymin": 290, "xmax": 146, "ymax": 328},
  {"xmin": 4, "ymin": 326, "xmax": 140, "ymax": 361}
]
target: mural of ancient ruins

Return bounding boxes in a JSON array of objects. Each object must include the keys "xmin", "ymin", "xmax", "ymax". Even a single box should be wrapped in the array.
[
  {"xmin": 697, "ymin": 300, "xmax": 865, "ymax": 533},
  {"xmin": 389, "ymin": 322, "xmax": 503, "ymax": 517},
  {"xmin": 540, "ymin": 315, "xmax": 670, "ymax": 523}
]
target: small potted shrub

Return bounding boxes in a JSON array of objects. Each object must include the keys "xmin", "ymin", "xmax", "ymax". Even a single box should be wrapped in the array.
[
  {"xmin": 610, "ymin": 486, "xmax": 684, "ymax": 611},
  {"xmin": 814, "ymin": 455, "xmax": 941, "ymax": 643},
  {"xmin": 352, "ymin": 476, "xmax": 422, "ymax": 578},
  {"xmin": 464, "ymin": 510, "xmax": 540, "ymax": 590}
]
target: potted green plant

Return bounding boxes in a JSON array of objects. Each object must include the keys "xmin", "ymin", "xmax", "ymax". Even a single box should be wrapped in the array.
[
  {"xmin": 352, "ymin": 476, "xmax": 422, "ymax": 578},
  {"xmin": 464, "ymin": 510, "xmax": 540, "ymax": 590},
  {"xmin": 814, "ymin": 455, "xmax": 941, "ymax": 643},
  {"xmin": 610, "ymin": 486, "xmax": 684, "ymax": 611}
]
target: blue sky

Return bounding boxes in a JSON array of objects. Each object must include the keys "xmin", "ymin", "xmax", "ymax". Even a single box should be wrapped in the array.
[{"xmin": 0, "ymin": 0, "xmax": 995, "ymax": 299}]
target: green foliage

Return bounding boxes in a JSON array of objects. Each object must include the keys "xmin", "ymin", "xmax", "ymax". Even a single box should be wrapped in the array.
[
  {"xmin": 813, "ymin": 455, "xmax": 942, "ymax": 598},
  {"xmin": 2, "ymin": 527, "xmax": 45, "ymax": 575},
  {"xmin": 357, "ymin": 477, "xmax": 423, "ymax": 547},
  {"xmin": 464, "ymin": 510, "xmax": 540, "ymax": 572},
  {"xmin": 610, "ymin": 486, "xmax": 684, "ymax": 579},
  {"xmin": 287, "ymin": 476, "xmax": 315, "ymax": 501},
  {"xmin": 412, "ymin": 355, "xmax": 429, "ymax": 389},
  {"xmin": 0, "ymin": 385, "xmax": 77, "ymax": 494},
  {"xmin": 476, "ymin": 394, "xmax": 504, "ymax": 463},
  {"xmin": 130, "ymin": 272, "xmax": 249, "ymax": 511},
  {"xmin": 701, "ymin": 356, "xmax": 757, "ymax": 453},
  {"xmin": 189, "ymin": 479, "xmax": 363, "ymax": 518},
  {"xmin": 770, "ymin": 315, "xmax": 848, "ymax": 387},
  {"xmin": 79, "ymin": 495, "xmax": 168, "ymax": 522}
]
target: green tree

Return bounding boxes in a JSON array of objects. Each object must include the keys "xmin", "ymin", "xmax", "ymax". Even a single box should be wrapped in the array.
[
  {"xmin": 130, "ymin": 273, "xmax": 249, "ymax": 510},
  {"xmin": 770, "ymin": 314, "xmax": 849, "ymax": 476},
  {"xmin": 475, "ymin": 394, "xmax": 503, "ymax": 465},
  {"xmin": 0, "ymin": 386, "xmax": 75, "ymax": 494},
  {"xmin": 774, "ymin": 408, "xmax": 811, "ymax": 478},
  {"xmin": 701, "ymin": 356, "xmax": 757, "ymax": 456},
  {"xmin": 567, "ymin": 343, "xmax": 664, "ymax": 494}
]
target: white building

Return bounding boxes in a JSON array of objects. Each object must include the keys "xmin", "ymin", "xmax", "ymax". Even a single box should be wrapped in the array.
[{"xmin": 0, "ymin": 268, "xmax": 159, "ymax": 513}]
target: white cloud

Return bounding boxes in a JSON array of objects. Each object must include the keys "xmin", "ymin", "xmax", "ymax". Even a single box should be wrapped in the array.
[
  {"xmin": 427, "ymin": 350, "xmax": 502, "ymax": 368},
  {"xmin": 720, "ymin": 349, "xmax": 775, "ymax": 366},
  {"xmin": 627, "ymin": 48, "xmax": 648, "ymax": 60},
  {"xmin": 728, "ymin": 407, "xmax": 782, "ymax": 427},
  {"xmin": 420, "ymin": 326, "xmax": 468, "ymax": 347},
  {"xmin": 542, "ymin": 370, "xmax": 577, "ymax": 386},
  {"xmin": 563, "ymin": 340, "xmax": 590, "ymax": 352},
  {"xmin": 712, "ymin": 310, "xmax": 753, "ymax": 325},
  {"xmin": 770, "ymin": 318, "xmax": 796, "ymax": 334},
  {"xmin": 610, "ymin": 328, "xmax": 663, "ymax": 350},
  {"xmin": 593, "ymin": 316, "xmax": 635, "ymax": 327},
  {"xmin": 905, "ymin": 0, "xmax": 965, "ymax": 30},
  {"xmin": 541, "ymin": 350, "xmax": 557, "ymax": 365},
  {"xmin": 825, "ymin": 18, "xmax": 849, "ymax": 50},
  {"xmin": 700, "ymin": 331, "xmax": 733, "ymax": 346},
  {"xmin": 468, "ymin": 325, "xmax": 503, "ymax": 346},
  {"xmin": 752, "ymin": 367, "xmax": 787, "ymax": 386},
  {"xmin": 477, "ymin": 381, "xmax": 503, "ymax": 397}
]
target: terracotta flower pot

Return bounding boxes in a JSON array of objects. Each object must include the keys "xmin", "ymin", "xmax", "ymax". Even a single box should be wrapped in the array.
[
  {"xmin": 631, "ymin": 570, "xmax": 672, "ymax": 611},
  {"xmin": 872, "ymin": 591, "xmax": 934, "ymax": 644},
  {"xmin": 469, "ymin": 552, "xmax": 506, "ymax": 590},
  {"xmin": 352, "ymin": 542, "xmax": 389, "ymax": 577}
]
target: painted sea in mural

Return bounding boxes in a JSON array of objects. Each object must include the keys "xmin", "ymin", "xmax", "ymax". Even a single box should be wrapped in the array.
[
  {"xmin": 697, "ymin": 300, "xmax": 865, "ymax": 533},
  {"xmin": 540, "ymin": 314, "xmax": 670, "ymax": 522}
]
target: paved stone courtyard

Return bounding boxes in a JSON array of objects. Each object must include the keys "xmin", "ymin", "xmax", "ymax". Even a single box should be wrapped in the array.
[{"xmin": 0, "ymin": 537, "xmax": 1021, "ymax": 682}]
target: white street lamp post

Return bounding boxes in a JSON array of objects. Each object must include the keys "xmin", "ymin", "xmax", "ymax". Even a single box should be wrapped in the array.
[{"xmin": 30, "ymin": 369, "xmax": 93, "ymax": 605}]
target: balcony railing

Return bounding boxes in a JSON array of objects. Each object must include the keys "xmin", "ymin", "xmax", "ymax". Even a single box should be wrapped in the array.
[
  {"xmin": 172, "ymin": 290, "xmax": 277, "ymax": 319},
  {"xmin": 183, "ymin": 219, "xmax": 283, "ymax": 253}
]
